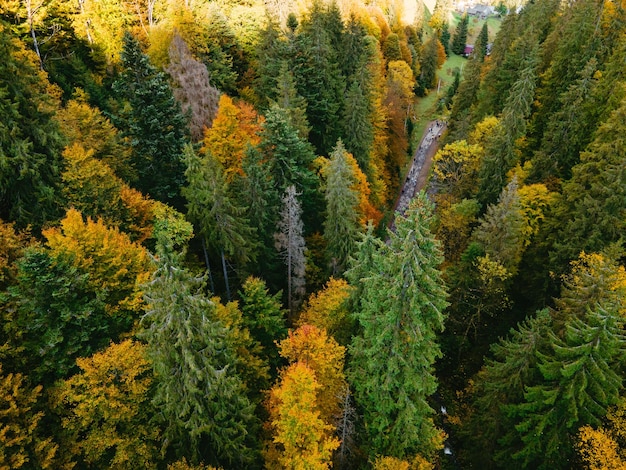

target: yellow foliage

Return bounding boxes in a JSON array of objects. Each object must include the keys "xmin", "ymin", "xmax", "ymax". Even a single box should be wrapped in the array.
[
  {"xmin": 469, "ymin": 116, "xmax": 499, "ymax": 147},
  {"xmin": 266, "ymin": 362, "xmax": 340, "ymax": 470},
  {"xmin": 517, "ymin": 182, "xmax": 557, "ymax": 243},
  {"xmin": 374, "ymin": 456, "xmax": 411, "ymax": 470},
  {"xmin": 167, "ymin": 457, "xmax": 220, "ymax": 470},
  {"xmin": 279, "ymin": 324, "xmax": 347, "ymax": 423},
  {"xmin": 577, "ymin": 425, "xmax": 626, "ymax": 470},
  {"xmin": 54, "ymin": 340, "xmax": 158, "ymax": 468},
  {"xmin": 0, "ymin": 220, "xmax": 31, "ymax": 287},
  {"xmin": 432, "ymin": 140, "xmax": 483, "ymax": 197},
  {"xmin": 298, "ymin": 277, "xmax": 353, "ymax": 339},
  {"xmin": 202, "ymin": 94, "xmax": 264, "ymax": 181},
  {"xmin": 43, "ymin": 209, "xmax": 153, "ymax": 317},
  {"xmin": 0, "ymin": 366, "xmax": 57, "ymax": 469}
]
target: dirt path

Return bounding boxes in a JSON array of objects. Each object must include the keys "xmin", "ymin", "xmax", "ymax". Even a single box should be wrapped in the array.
[{"xmin": 390, "ymin": 120, "xmax": 446, "ymax": 230}]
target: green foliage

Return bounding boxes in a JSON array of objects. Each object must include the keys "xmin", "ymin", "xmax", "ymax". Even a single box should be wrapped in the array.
[
  {"xmin": 0, "ymin": 21, "xmax": 64, "ymax": 228},
  {"xmin": 348, "ymin": 192, "xmax": 448, "ymax": 460},
  {"xmin": 323, "ymin": 140, "xmax": 361, "ymax": 276},
  {"xmin": 140, "ymin": 243, "xmax": 258, "ymax": 467},
  {"xmin": 451, "ymin": 14, "xmax": 469, "ymax": 56},
  {"xmin": 113, "ymin": 31, "xmax": 190, "ymax": 208}
]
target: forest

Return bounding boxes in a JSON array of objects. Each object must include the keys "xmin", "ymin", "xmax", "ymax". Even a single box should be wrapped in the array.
[{"xmin": 0, "ymin": 0, "xmax": 625, "ymax": 468}]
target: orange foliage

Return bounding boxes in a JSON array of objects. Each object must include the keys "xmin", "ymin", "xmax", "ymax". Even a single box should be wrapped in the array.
[
  {"xmin": 278, "ymin": 324, "xmax": 347, "ymax": 422},
  {"xmin": 201, "ymin": 94, "xmax": 264, "ymax": 180}
]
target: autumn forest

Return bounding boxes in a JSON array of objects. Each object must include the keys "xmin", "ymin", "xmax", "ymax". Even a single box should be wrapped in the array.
[{"xmin": 0, "ymin": 0, "xmax": 625, "ymax": 468}]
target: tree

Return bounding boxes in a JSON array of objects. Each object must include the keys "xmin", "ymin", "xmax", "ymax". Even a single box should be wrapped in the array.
[
  {"xmin": 201, "ymin": 94, "xmax": 263, "ymax": 182},
  {"xmin": 323, "ymin": 140, "xmax": 361, "ymax": 276},
  {"xmin": 53, "ymin": 340, "xmax": 159, "ymax": 469},
  {"xmin": 510, "ymin": 305, "xmax": 626, "ymax": 469},
  {"xmin": 239, "ymin": 276, "xmax": 287, "ymax": 375},
  {"xmin": 451, "ymin": 14, "xmax": 469, "ymax": 55},
  {"xmin": 298, "ymin": 277, "xmax": 353, "ymax": 345},
  {"xmin": 278, "ymin": 324, "xmax": 347, "ymax": 424},
  {"xmin": 419, "ymin": 35, "xmax": 444, "ymax": 90},
  {"xmin": 342, "ymin": 80, "xmax": 374, "ymax": 174},
  {"xmin": 348, "ymin": 192, "xmax": 448, "ymax": 460},
  {"xmin": 183, "ymin": 145, "xmax": 256, "ymax": 300},
  {"xmin": 274, "ymin": 185, "xmax": 307, "ymax": 317},
  {"xmin": 112, "ymin": 31, "xmax": 189, "ymax": 207},
  {"xmin": 0, "ymin": 366, "xmax": 57, "ymax": 469},
  {"xmin": 140, "ymin": 238, "xmax": 257, "ymax": 467},
  {"xmin": 0, "ymin": 21, "xmax": 64, "ymax": 228},
  {"xmin": 273, "ymin": 60, "xmax": 310, "ymax": 140},
  {"xmin": 549, "ymin": 96, "xmax": 626, "ymax": 272},
  {"xmin": 167, "ymin": 34, "xmax": 221, "ymax": 142},
  {"xmin": 265, "ymin": 362, "xmax": 340, "ymax": 469}
]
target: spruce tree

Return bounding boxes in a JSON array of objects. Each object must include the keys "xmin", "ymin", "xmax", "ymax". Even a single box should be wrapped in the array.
[
  {"xmin": 323, "ymin": 140, "xmax": 361, "ymax": 276},
  {"xmin": 140, "ymin": 235, "xmax": 257, "ymax": 467},
  {"xmin": 348, "ymin": 192, "xmax": 448, "ymax": 460},
  {"xmin": 451, "ymin": 14, "xmax": 469, "ymax": 55},
  {"xmin": 112, "ymin": 32, "xmax": 189, "ymax": 208}
]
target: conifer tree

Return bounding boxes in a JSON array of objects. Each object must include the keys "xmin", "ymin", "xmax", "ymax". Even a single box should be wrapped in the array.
[
  {"xmin": 274, "ymin": 61, "xmax": 311, "ymax": 140},
  {"xmin": 275, "ymin": 185, "xmax": 307, "ymax": 317},
  {"xmin": 342, "ymin": 80, "xmax": 374, "ymax": 174},
  {"xmin": 451, "ymin": 14, "xmax": 469, "ymax": 55},
  {"xmin": 183, "ymin": 146, "xmax": 255, "ymax": 300},
  {"xmin": 0, "ymin": 22, "xmax": 64, "ymax": 228},
  {"xmin": 348, "ymin": 192, "xmax": 448, "ymax": 460},
  {"xmin": 113, "ymin": 31, "xmax": 189, "ymax": 208},
  {"xmin": 140, "ymin": 234, "xmax": 257, "ymax": 467},
  {"xmin": 323, "ymin": 141, "xmax": 361, "ymax": 276}
]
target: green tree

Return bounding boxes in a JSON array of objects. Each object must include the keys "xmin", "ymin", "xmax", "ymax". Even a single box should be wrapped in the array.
[
  {"xmin": 112, "ymin": 31, "xmax": 190, "ymax": 208},
  {"xmin": 140, "ymin": 237, "xmax": 257, "ymax": 467},
  {"xmin": 0, "ymin": 21, "xmax": 64, "ymax": 228},
  {"xmin": 239, "ymin": 276, "xmax": 287, "ymax": 375},
  {"xmin": 510, "ymin": 305, "xmax": 626, "ymax": 469},
  {"xmin": 419, "ymin": 34, "xmax": 443, "ymax": 90},
  {"xmin": 273, "ymin": 61, "xmax": 310, "ymax": 139},
  {"xmin": 323, "ymin": 140, "xmax": 361, "ymax": 276},
  {"xmin": 549, "ymin": 96, "xmax": 626, "ymax": 271},
  {"xmin": 348, "ymin": 192, "xmax": 448, "ymax": 460},
  {"xmin": 183, "ymin": 145, "xmax": 256, "ymax": 300},
  {"xmin": 342, "ymin": 80, "xmax": 374, "ymax": 175},
  {"xmin": 451, "ymin": 14, "xmax": 469, "ymax": 55}
]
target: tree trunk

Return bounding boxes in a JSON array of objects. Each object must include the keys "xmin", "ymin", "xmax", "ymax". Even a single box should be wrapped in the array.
[
  {"xmin": 201, "ymin": 237, "xmax": 215, "ymax": 293},
  {"xmin": 221, "ymin": 249, "xmax": 231, "ymax": 301}
]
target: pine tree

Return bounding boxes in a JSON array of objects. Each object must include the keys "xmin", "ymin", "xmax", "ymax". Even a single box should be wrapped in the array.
[
  {"xmin": 348, "ymin": 192, "xmax": 448, "ymax": 460},
  {"xmin": 274, "ymin": 185, "xmax": 307, "ymax": 317},
  {"xmin": 112, "ymin": 31, "xmax": 190, "ymax": 208},
  {"xmin": 140, "ymin": 238, "xmax": 257, "ymax": 467},
  {"xmin": 274, "ymin": 61, "xmax": 310, "ymax": 139},
  {"xmin": 451, "ymin": 14, "xmax": 469, "ymax": 55},
  {"xmin": 342, "ymin": 80, "xmax": 374, "ymax": 174}
]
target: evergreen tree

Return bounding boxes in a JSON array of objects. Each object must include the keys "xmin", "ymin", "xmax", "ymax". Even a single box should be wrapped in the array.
[
  {"xmin": 112, "ymin": 32, "xmax": 190, "ymax": 208},
  {"xmin": 509, "ymin": 305, "xmax": 626, "ymax": 469},
  {"xmin": 292, "ymin": 3, "xmax": 346, "ymax": 155},
  {"xmin": 140, "ymin": 236, "xmax": 257, "ymax": 467},
  {"xmin": 441, "ymin": 23, "xmax": 451, "ymax": 56},
  {"xmin": 274, "ymin": 185, "xmax": 307, "ymax": 317},
  {"xmin": 460, "ymin": 309, "xmax": 553, "ymax": 468},
  {"xmin": 549, "ymin": 96, "xmax": 626, "ymax": 271},
  {"xmin": 348, "ymin": 192, "xmax": 448, "ymax": 460},
  {"xmin": 183, "ymin": 145, "xmax": 256, "ymax": 300},
  {"xmin": 452, "ymin": 14, "xmax": 469, "ymax": 55},
  {"xmin": 478, "ymin": 43, "xmax": 539, "ymax": 205},
  {"xmin": 0, "ymin": 21, "xmax": 64, "ymax": 228},
  {"xmin": 273, "ymin": 61, "xmax": 310, "ymax": 140},
  {"xmin": 476, "ymin": 22, "xmax": 489, "ymax": 58},
  {"xmin": 419, "ymin": 35, "xmax": 443, "ymax": 90},
  {"xmin": 342, "ymin": 80, "xmax": 374, "ymax": 174},
  {"xmin": 323, "ymin": 140, "xmax": 361, "ymax": 276}
]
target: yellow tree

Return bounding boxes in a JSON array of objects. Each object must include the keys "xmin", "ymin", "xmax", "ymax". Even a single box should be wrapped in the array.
[
  {"xmin": 53, "ymin": 340, "xmax": 159, "ymax": 469},
  {"xmin": 0, "ymin": 366, "xmax": 57, "ymax": 469},
  {"xmin": 265, "ymin": 362, "xmax": 340, "ymax": 470},
  {"xmin": 201, "ymin": 94, "xmax": 263, "ymax": 181},
  {"xmin": 43, "ymin": 209, "xmax": 152, "ymax": 324},
  {"xmin": 298, "ymin": 277, "xmax": 353, "ymax": 344},
  {"xmin": 278, "ymin": 324, "xmax": 347, "ymax": 423}
]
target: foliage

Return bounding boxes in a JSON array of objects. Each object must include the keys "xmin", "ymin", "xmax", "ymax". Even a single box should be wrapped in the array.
[
  {"xmin": 0, "ymin": 366, "xmax": 57, "ymax": 469},
  {"xmin": 53, "ymin": 340, "xmax": 158, "ymax": 469}
]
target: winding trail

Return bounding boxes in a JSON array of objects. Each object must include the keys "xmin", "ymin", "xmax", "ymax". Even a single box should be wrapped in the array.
[{"xmin": 390, "ymin": 120, "xmax": 446, "ymax": 230}]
